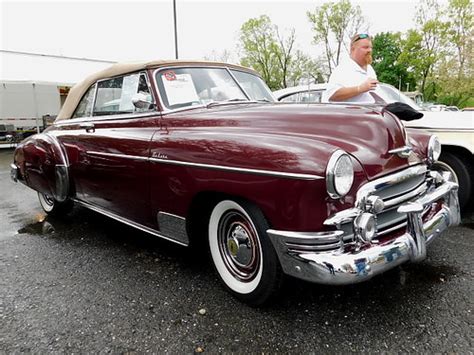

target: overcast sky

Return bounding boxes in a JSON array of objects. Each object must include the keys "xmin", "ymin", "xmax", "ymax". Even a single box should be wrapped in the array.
[{"xmin": 1, "ymin": 0, "xmax": 423, "ymax": 83}]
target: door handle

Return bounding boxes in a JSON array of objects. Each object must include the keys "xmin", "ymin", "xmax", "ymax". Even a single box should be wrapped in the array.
[{"xmin": 79, "ymin": 122, "xmax": 95, "ymax": 133}]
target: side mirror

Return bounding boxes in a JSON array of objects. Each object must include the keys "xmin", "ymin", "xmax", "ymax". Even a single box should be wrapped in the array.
[{"xmin": 132, "ymin": 93, "xmax": 154, "ymax": 109}]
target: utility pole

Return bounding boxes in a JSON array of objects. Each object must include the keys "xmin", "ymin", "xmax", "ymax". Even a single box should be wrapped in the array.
[{"xmin": 173, "ymin": 0, "xmax": 178, "ymax": 59}]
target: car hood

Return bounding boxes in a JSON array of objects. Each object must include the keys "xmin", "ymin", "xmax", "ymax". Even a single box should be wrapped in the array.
[{"xmin": 168, "ymin": 103, "xmax": 422, "ymax": 180}]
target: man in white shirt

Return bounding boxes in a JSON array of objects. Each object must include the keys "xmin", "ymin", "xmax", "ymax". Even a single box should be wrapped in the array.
[{"xmin": 322, "ymin": 33, "xmax": 379, "ymax": 103}]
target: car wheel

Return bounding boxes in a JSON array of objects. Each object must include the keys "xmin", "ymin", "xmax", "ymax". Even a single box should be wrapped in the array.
[
  {"xmin": 208, "ymin": 199, "xmax": 282, "ymax": 306},
  {"xmin": 38, "ymin": 192, "xmax": 73, "ymax": 215},
  {"xmin": 433, "ymin": 152, "xmax": 472, "ymax": 209}
]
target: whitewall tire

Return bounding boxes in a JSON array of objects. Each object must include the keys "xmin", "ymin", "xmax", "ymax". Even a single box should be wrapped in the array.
[
  {"xmin": 37, "ymin": 192, "xmax": 73, "ymax": 215},
  {"xmin": 208, "ymin": 199, "xmax": 281, "ymax": 305}
]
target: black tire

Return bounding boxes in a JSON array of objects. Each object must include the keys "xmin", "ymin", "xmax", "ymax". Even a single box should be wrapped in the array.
[
  {"xmin": 433, "ymin": 151, "xmax": 472, "ymax": 209},
  {"xmin": 37, "ymin": 192, "xmax": 74, "ymax": 216},
  {"xmin": 208, "ymin": 199, "xmax": 282, "ymax": 306}
]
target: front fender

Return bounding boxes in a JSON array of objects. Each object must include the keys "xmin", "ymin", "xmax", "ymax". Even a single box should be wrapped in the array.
[
  {"xmin": 14, "ymin": 133, "xmax": 70, "ymax": 201},
  {"xmin": 406, "ymin": 128, "xmax": 432, "ymax": 163},
  {"xmin": 150, "ymin": 129, "xmax": 368, "ymax": 231}
]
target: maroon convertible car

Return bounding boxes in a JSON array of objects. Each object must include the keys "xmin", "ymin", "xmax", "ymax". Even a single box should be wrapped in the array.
[{"xmin": 11, "ymin": 60, "xmax": 460, "ymax": 305}]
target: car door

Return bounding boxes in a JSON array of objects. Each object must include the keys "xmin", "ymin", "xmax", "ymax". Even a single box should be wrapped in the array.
[{"xmin": 59, "ymin": 71, "xmax": 160, "ymax": 228}]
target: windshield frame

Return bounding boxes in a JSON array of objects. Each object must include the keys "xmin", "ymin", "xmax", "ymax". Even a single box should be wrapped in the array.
[
  {"xmin": 153, "ymin": 65, "xmax": 270, "ymax": 113},
  {"xmin": 229, "ymin": 69, "xmax": 276, "ymax": 103}
]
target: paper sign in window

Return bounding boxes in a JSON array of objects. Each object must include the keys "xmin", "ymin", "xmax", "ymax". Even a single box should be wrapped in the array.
[
  {"xmin": 162, "ymin": 73, "xmax": 199, "ymax": 106},
  {"xmin": 119, "ymin": 74, "xmax": 140, "ymax": 111}
]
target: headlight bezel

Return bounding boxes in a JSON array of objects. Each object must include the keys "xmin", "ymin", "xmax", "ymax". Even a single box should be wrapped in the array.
[
  {"xmin": 427, "ymin": 135, "xmax": 441, "ymax": 164},
  {"xmin": 326, "ymin": 150, "xmax": 355, "ymax": 199}
]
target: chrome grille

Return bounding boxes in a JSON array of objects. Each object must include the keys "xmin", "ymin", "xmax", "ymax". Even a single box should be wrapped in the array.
[
  {"xmin": 340, "ymin": 165, "xmax": 430, "ymax": 241},
  {"xmin": 372, "ymin": 167, "xmax": 428, "ymax": 235}
]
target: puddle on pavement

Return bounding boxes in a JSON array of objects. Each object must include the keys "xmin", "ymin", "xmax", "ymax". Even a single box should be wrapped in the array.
[{"xmin": 17, "ymin": 214, "xmax": 55, "ymax": 235}]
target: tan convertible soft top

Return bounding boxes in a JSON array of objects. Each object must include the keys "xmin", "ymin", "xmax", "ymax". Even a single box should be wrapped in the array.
[{"xmin": 57, "ymin": 60, "xmax": 259, "ymax": 120}]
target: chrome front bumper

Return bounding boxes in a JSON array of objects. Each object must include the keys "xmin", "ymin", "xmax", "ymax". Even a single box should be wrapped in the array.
[{"xmin": 267, "ymin": 179, "xmax": 460, "ymax": 285}]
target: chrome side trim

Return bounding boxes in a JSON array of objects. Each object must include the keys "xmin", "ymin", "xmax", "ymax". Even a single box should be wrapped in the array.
[
  {"xmin": 149, "ymin": 157, "xmax": 323, "ymax": 180},
  {"xmin": 86, "ymin": 151, "xmax": 148, "ymax": 161},
  {"xmin": 85, "ymin": 151, "xmax": 322, "ymax": 180},
  {"xmin": 56, "ymin": 111, "xmax": 158, "ymax": 127},
  {"xmin": 73, "ymin": 199, "xmax": 188, "ymax": 247}
]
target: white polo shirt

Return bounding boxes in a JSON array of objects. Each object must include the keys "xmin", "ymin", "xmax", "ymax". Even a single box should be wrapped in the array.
[{"xmin": 322, "ymin": 58, "xmax": 377, "ymax": 103}]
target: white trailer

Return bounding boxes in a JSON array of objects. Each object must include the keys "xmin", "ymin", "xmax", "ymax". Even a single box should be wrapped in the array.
[{"xmin": 0, "ymin": 81, "xmax": 72, "ymax": 132}]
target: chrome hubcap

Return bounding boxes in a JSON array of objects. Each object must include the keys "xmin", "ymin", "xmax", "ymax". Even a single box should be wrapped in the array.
[
  {"xmin": 43, "ymin": 194, "xmax": 54, "ymax": 206},
  {"xmin": 218, "ymin": 211, "xmax": 260, "ymax": 282}
]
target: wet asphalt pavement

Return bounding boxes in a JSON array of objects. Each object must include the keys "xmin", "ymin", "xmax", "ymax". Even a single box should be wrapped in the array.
[{"xmin": 0, "ymin": 148, "xmax": 473, "ymax": 353}]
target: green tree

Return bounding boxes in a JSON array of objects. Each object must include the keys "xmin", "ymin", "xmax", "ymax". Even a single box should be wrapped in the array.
[
  {"xmin": 445, "ymin": 0, "xmax": 473, "ymax": 77},
  {"xmin": 239, "ymin": 15, "xmax": 295, "ymax": 90},
  {"xmin": 307, "ymin": 0, "xmax": 366, "ymax": 75},
  {"xmin": 401, "ymin": 0, "xmax": 446, "ymax": 96},
  {"xmin": 430, "ymin": 0, "xmax": 474, "ymax": 107},
  {"xmin": 275, "ymin": 27, "xmax": 296, "ymax": 88},
  {"xmin": 372, "ymin": 32, "xmax": 416, "ymax": 90},
  {"xmin": 433, "ymin": 59, "xmax": 474, "ymax": 106},
  {"xmin": 239, "ymin": 15, "xmax": 321, "ymax": 89},
  {"xmin": 286, "ymin": 50, "xmax": 325, "ymax": 86},
  {"xmin": 395, "ymin": 0, "xmax": 473, "ymax": 106}
]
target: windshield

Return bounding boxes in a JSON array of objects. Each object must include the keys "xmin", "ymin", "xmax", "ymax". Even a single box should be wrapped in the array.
[
  {"xmin": 375, "ymin": 84, "xmax": 422, "ymax": 111},
  {"xmin": 230, "ymin": 70, "xmax": 275, "ymax": 102},
  {"xmin": 156, "ymin": 67, "xmax": 249, "ymax": 110}
]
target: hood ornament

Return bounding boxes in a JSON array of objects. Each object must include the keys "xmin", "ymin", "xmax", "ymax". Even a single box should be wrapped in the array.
[{"xmin": 389, "ymin": 146, "xmax": 413, "ymax": 159}]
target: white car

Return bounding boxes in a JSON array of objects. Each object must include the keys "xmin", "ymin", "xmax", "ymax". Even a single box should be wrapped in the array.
[{"xmin": 274, "ymin": 83, "xmax": 474, "ymax": 209}]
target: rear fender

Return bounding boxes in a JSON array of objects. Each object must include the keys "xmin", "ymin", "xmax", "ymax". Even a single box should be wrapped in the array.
[{"xmin": 16, "ymin": 133, "xmax": 70, "ymax": 202}]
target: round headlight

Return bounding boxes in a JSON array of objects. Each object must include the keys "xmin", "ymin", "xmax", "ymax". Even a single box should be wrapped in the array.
[
  {"xmin": 428, "ymin": 135, "xmax": 441, "ymax": 163},
  {"xmin": 326, "ymin": 150, "xmax": 354, "ymax": 199}
]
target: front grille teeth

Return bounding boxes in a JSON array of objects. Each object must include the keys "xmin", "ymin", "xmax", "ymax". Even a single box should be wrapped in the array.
[{"xmin": 338, "ymin": 166, "xmax": 431, "ymax": 242}]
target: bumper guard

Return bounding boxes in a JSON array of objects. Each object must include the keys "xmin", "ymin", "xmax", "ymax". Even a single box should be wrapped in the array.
[{"xmin": 267, "ymin": 179, "xmax": 460, "ymax": 285}]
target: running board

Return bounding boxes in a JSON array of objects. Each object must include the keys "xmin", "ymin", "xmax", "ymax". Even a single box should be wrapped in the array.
[{"xmin": 73, "ymin": 199, "xmax": 189, "ymax": 247}]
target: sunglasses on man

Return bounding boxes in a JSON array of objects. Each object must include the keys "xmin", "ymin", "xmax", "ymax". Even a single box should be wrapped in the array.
[{"xmin": 352, "ymin": 33, "xmax": 370, "ymax": 44}]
